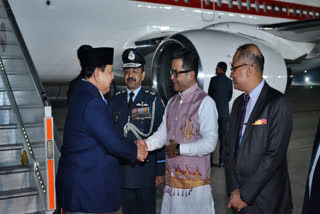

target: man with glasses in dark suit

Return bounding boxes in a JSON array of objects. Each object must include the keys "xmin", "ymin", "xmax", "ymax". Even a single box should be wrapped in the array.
[{"xmin": 224, "ymin": 44, "xmax": 293, "ymax": 214}]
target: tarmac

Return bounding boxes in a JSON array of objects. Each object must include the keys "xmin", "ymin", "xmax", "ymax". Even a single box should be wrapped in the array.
[{"xmin": 53, "ymin": 85, "xmax": 320, "ymax": 214}]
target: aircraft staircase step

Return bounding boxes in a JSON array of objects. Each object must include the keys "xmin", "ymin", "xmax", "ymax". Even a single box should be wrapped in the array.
[
  {"xmin": 0, "ymin": 187, "xmax": 39, "ymax": 213},
  {"xmin": 0, "ymin": 104, "xmax": 43, "ymax": 110},
  {"xmin": 0, "ymin": 143, "xmax": 23, "ymax": 151},
  {"xmin": 1, "ymin": 55, "xmax": 24, "ymax": 60},
  {"xmin": 0, "ymin": 187, "xmax": 37, "ymax": 200},
  {"xmin": 0, "ymin": 122, "xmax": 43, "ymax": 129},
  {"xmin": 0, "ymin": 164, "xmax": 33, "ymax": 191},
  {"xmin": 0, "ymin": 164, "xmax": 30, "ymax": 175}
]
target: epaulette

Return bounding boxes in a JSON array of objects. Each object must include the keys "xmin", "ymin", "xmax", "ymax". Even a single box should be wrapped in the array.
[
  {"xmin": 145, "ymin": 90, "xmax": 156, "ymax": 96},
  {"xmin": 115, "ymin": 91, "xmax": 125, "ymax": 96}
]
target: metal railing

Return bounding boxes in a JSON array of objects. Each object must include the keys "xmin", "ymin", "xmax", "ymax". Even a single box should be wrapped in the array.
[{"xmin": 1, "ymin": 1, "xmax": 61, "ymax": 213}]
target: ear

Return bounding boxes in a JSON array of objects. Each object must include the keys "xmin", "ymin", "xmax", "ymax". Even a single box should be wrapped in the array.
[
  {"xmin": 93, "ymin": 68, "xmax": 101, "ymax": 82},
  {"xmin": 141, "ymin": 70, "xmax": 146, "ymax": 81},
  {"xmin": 190, "ymin": 70, "xmax": 196, "ymax": 80}
]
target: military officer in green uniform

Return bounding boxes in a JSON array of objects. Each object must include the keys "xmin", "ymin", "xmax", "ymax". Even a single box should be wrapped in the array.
[{"xmin": 110, "ymin": 48, "xmax": 165, "ymax": 214}]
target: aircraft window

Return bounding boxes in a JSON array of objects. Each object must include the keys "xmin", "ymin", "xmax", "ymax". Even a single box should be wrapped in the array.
[
  {"xmin": 312, "ymin": 9, "xmax": 316, "ymax": 18},
  {"xmin": 205, "ymin": 0, "xmax": 210, "ymax": 6},
  {"xmin": 299, "ymin": 8, "xmax": 303, "ymax": 17},
  {"xmin": 293, "ymin": 6, "xmax": 296, "ymax": 16},
  {"xmin": 271, "ymin": 3, "xmax": 275, "ymax": 14},
  {"xmin": 246, "ymin": 0, "xmax": 251, "ymax": 11},
  {"xmin": 237, "ymin": 0, "xmax": 242, "ymax": 10},
  {"xmin": 263, "ymin": 2, "xmax": 267, "ymax": 13},
  {"xmin": 278, "ymin": 4, "xmax": 282, "ymax": 15},
  {"xmin": 285, "ymin": 5, "xmax": 289, "ymax": 16},
  {"xmin": 217, "ymin": 0, "xmax": 222, "ymax": 7},
  {"xmin": 174, "ymin": 0, "xmax": 179, "ymax": 2},
  {"xmin": 228, "ymin": 0, "xmax": 233, "ymax": 8},
  {"xmin": 255, "ymin": 1, "xmax": 259, "ymax": 12},
  {"xmin": 184, "ymin": 0, "xmax": 190, "ymax": 3},
  {"xmin": 306, "ymin": 8, "xmax": 310, "ymax": 18}
]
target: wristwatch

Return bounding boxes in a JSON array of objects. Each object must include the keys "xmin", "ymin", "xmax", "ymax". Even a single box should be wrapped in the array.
[{"xmin": 175, "ymin": 144, "xmax": 180, "ymax": 156}]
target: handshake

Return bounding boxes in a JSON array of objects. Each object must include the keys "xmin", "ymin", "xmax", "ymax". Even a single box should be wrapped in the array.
[{"xmin": 135, "ymin": 139, "xmax": 148, "ymax": 162}]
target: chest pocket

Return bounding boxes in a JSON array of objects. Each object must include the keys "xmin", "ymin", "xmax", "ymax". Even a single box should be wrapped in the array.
[{"xmin": 112, "ymin": 112, "xmax": 120, "ymax": 124}]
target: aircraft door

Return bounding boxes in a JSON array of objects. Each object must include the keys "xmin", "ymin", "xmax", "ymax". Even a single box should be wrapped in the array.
[{"xmin": 201, "ymin": 0, "xmax": 215, "ymax": 22}]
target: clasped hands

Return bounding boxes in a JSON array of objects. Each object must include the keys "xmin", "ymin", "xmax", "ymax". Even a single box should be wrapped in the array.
[
  {"xmin": 135, "ymin": 139, "xmax": 148, "ymax": 162},
  {"xmin": 227, "ymin": 189, "xmax": 248, "ymax": 212}
]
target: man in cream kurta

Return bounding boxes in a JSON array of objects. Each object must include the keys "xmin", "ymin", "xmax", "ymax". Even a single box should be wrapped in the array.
[{"xmin": 144, "ymin": 48, "xmax": 218, "ymax": 214}]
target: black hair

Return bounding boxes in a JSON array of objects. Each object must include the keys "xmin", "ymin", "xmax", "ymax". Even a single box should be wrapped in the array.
[
  {"xmin": 172, "ymin": 48, "xmax": 199, "ymax": 78},
  {"xmin": 217, "ymin": 61, "xmax": 227, "ymax": 73}
]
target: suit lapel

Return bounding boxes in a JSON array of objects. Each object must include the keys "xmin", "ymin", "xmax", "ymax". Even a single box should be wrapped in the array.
[
  {"xmin": 231, "ymin": 94, "xmax": 245, "ymax": 154},
  {"xmin": 241, "ymin": 83, "xmax": 270, "ymax": 144}
]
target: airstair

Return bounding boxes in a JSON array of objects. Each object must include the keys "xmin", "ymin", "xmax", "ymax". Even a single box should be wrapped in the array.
[{"xmin": 0, "ymin": 1, "xmax": 57, "ymax": 213}]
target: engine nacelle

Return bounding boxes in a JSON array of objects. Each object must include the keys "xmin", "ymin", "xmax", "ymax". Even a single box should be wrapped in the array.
[{"xmin": 151, "ymin": 29, "xmax": 287, "ymax": 104}]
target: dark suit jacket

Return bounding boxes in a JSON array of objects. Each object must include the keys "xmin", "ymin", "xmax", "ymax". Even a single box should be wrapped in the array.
[
  {"xmin": 225, "ymin": 82, "xmax": 293, "ymax": 214},
  {"xmin": 56, "ymin": 80, "xmax": 137, "ymax": 213},
  {"xmin": 302, "ymin": 119, "xmax": 320, "ymax": 214},
  {"xmin": 208, "ymin": 73, "xmax": 233, "ymax": 119},
  {"xmin": 110, "ymin": 89, "xmax": 165, "ymax": 188},
  {"xmin": 66, "ymin": 73, "xmax": 84, "ymax": 104}
]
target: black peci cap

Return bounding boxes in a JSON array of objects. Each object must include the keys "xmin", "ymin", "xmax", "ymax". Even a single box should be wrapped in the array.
[
  {"xmin": 81, "ymin": 47, "xmax": 114, "ymax": 68},
  {"xmin": 122, "ymin": 48, "xmax": 145, "ymax": 68}
]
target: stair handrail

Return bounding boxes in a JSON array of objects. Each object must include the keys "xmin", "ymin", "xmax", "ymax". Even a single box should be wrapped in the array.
[
  {"xmin": 3, "ymin": 0, "xmax": 48, "ymax": 106},
  {"xmin": 0, "ymin": 56, "xmax": 47, "ymax": 211}
]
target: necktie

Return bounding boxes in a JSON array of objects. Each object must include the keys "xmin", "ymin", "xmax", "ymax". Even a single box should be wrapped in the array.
[
  {"xmin": 234, "ymin": 94, "xmax": 250, "ymax": 161},
  {"xmin": 128, "ymin": 92, "xmax": 134, "ymax": 109},
  {"xmin": 310, "ymin": 150, "xmax": 320, "ymax": 212}
]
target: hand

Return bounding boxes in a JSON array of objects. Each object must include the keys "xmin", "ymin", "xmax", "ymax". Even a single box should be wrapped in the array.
[
  {"xmin": 166, "ymin": 139, "xmax": 178, "ymax": 159},
  {"xmin": 227, "ymin": 189, "xmax": 248, "ymax": 212},
  {"xmin": 155, "ymin": 176, "xmax": 164, "ymax": 187},
  {"xmin": 134, "ymin": 139, "xmax": 146, "ymax": 145},
  {"xmin": 136, "ymin": 140, "xmax": 148, "ymax": 162}
]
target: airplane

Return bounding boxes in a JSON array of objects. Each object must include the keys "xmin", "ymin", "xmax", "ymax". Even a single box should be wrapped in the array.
[{"xmin": 4, "ymin": 0, "xmax": 320, "ymax": 104}]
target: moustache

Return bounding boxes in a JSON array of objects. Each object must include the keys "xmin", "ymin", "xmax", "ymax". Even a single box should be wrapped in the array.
[{"xmin": 127, "ymin": 77, "xmax": 136, "ymax": 82}]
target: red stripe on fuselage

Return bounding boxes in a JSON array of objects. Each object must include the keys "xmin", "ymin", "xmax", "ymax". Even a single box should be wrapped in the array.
[{"xmin": 131, "ymin": 0, "xmax": 320, "ymax": 20}]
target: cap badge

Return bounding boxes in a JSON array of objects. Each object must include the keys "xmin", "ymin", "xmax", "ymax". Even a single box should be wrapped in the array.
[{"xmin": 128, "ymin": 51, "xmax": 135, "ymax": 61}]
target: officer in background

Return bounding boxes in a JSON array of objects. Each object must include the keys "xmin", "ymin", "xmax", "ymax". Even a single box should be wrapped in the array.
[
  {"xmin": 208, "ymin": 61, "xmax": 233, "ymax": 167},
  {"xmin": 110, "ymin": 48, "xmax": 165, "ymax": 214}
]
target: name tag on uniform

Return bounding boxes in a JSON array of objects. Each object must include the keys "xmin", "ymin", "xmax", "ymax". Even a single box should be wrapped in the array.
[{"xmin": 132, "ymin": 107, "xmax": 151, "ymax": 120}]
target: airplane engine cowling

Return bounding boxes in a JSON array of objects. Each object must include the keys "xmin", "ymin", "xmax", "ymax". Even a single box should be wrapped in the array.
[{"xmin": 151, "ymin": 29, "xmax": 287, "ymax": 104}]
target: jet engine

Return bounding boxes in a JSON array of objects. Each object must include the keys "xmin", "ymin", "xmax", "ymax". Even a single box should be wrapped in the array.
[{"xmin": 151, "ymin": 29, "xmax": 287, "ymax": 104}]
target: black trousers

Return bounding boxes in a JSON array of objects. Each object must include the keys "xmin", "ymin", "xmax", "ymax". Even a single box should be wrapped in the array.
[
  {"xmin": 120, "ymin": 187, "xmax": 156, "ymax": 214},
  {"xmin": 218, "ymin": 118, "xmax": 228, "ymax": 164}
]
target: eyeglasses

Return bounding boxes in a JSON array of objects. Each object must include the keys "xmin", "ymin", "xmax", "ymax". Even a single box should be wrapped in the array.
[
  {"xmin": 169, "ymin": 69, "xmax": 192, "ymax": 78},
  {"xmin": 230, "ymin": 64, "xmax": 248, "ymax": 72},
  {"xmin": 230, "ymin": 63, "xmax": 253, "ymax": 72}
]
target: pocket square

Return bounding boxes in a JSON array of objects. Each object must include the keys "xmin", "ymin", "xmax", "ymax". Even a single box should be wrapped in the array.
[{"xmin": 252, "ymin": 119, "xmax": 267, "ymax": 125}]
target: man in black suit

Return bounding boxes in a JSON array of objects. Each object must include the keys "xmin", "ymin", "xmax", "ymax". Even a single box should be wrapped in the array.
[
  {"xmin": 66, "ymin": 44, "xmax": 92, "ymax": 104},
  {"xmin": 208, "ymin": 61, "xmax": 233, "ymax": 167},
  {"xmin": 224, "ymin": 44, "xmax": 293, "ymax": 214},
  {"xmin": 302, "ymin": 119, "xmax": 320, "ymax": 214}
]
